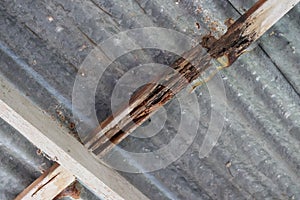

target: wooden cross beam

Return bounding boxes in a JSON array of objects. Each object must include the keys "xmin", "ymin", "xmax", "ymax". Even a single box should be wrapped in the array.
[
  {"xmin": 14, "ymin": 163, "xmax": 75, "ymax": 200},
  {"xmin": 85, "ymin": 0, "xmax": 300, "ymax": 157},
  {"xmin": 3, "ymin": 0, "xmax": 299, "ymax": 199},
  {"xmin": 0, "ymin": 73, "xmax": 148, "ymax": 200}
]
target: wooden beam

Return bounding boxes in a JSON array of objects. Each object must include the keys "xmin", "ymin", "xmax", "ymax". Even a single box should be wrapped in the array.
[
  {"xmin": 3, "ymin": 1, "xmax": 299, "ymax": 198},
  {"xmin": 202, "ymin": 0, "xmax": 300, "ymax": 65},
  {"xmin": 0, "ymin": 74, "xmax": 149, "ymax": 200},
  {"xmin": 85, "ymin": 0, "xmax": 299, "ymax": 157},
  {"xmin": 85, "ymin": 45, "xmax": 210, "ymax": 156},
  {"xmin": 15, "ymin": 163, "xmax": 75, "ymax": 200}
]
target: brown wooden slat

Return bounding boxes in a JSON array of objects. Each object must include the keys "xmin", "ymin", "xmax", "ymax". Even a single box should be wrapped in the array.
[
  {"xmin": 86, "ymin": 0, "xmax": 300, "ymax": 157},
  {"xmin": 15, "ymin": 163, "xmax": 75, "ymax": 200}
]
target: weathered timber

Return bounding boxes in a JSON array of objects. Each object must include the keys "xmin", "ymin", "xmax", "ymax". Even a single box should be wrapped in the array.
[
  {"xmin": 85, "ymin": 45, "xmax": 211, "ymax": 156},
  {"xmin": 0, "ymin": 74, "xmax": 149, "ymax": 200},
  {"xmin": 202, "ymin": 0, "xmax": 300, "ymax": 65},
  {"xmin": 86, "ymin": 0, "xmax": 300, "ymax": 157},
  {"xmin": 15, "ymin": 163, "xmax": 75, "ymax": 200}
]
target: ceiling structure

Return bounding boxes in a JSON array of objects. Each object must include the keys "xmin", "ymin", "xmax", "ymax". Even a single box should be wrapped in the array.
[{"xmin": 0, "ymin": 0, "xmax": 299, "ymax": 199}]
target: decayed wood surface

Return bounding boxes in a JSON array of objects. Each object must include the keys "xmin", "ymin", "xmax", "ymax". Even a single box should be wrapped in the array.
[
  {"xmin": 85, "ymin": 45, "xmax": 212, "ymax": 156},
  {"xmin": 202, "ymin": 0, "xmax": 300, "ymax": 65},
  {"xmin": 85, "ymin": 0, "xmax": 300, "ymax": 157},
  {"xmin": 4, "ymin": 1, "xmax": 299, "ymax": 199},
  {"xmin": 15, "ymin": 163, "xmax": 75, "ymax": 200},
  {"xmin": 0, "ymin": 74, "xmax": 149, "ymax": 200}
]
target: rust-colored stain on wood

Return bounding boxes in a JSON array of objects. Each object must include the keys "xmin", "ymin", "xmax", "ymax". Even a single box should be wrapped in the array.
[
  {"xmin": 54, "ymin": 181, "xmax": 81, "ymax": 200},
  {"xmin": 84, "ymin": 0, "xmax": 300, "ymax": 158},
  {"xmin": 86, "ymin": 44, "xmax": 212, "ymax": 156}
]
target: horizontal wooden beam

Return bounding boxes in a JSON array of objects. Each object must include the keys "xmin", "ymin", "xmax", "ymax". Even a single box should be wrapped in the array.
[
  {"xmin": 0, "ymin": 74, "xmax": 148, "ymax": 200},
  {"xmin": 15, "ymin": 163, "xmax": 75, "ymax": 200}
]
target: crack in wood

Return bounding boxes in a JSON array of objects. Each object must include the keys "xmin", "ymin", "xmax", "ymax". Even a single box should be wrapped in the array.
[{"xmin": 31, "ymin": 172, "xmax": 61, "ymax": 197}]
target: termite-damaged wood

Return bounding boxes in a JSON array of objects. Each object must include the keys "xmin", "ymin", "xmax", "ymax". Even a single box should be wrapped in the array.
[
  {"xmin": 202, "ymin": 0, "xmax": 300, "ymax": 65},
  {"xmin": 15, "ymin": 163, "xmax": 75, "ymax": 200},
  {"xmin": 16, "ymin": 163, "xmax": 80, "ymax": 200},
  {"xmin": 86, "ymin": 0, "xmax": 300, "ymax": 157},
  {"xmin": 85, "ymin": 45, "xmax": 212, "ymax": 156},
  {"xmin": 54, "ymin": 181, "xmax": 81, "ymax": 200}
]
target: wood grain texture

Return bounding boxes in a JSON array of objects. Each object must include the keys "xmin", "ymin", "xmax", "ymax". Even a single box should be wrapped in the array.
[
  {"xmin": 15, "ymin": 163, "xmax": 75, "ymax": 200},
  {"xmin": 202, "ymin": 0, "xmax": 300, "ymax": 64},
  {"xmin": 0, "ymin": 74, "xmax": 149, "ymax": 200},
  {"xmin": 85, "ymin": 44, "xmax": 212, "ymax": 156},
  {"xmin": 86, "ymin": 0, "xmax": 299, "ymax": 157}
]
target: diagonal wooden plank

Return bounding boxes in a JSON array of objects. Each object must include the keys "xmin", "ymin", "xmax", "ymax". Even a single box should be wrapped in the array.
[
  {"xmin": 0, "ymin": 74, "xmax": 149, "ymax": 200},
  {"xmin": 2, "ymin": 1, "xmax": 299, "ymax": 199},
  {"xmin": 202, "ymin": 0, "xmax": 300, "ymax": 65},
  {"xmin": 86, "ymin": 0, "xmax": 300, "ymax": 157},
  {"xmin": 15, "ymin": 163, "xmax": 75, "ymax": 200}
]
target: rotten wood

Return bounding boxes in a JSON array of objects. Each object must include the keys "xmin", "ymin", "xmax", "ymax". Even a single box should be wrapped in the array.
[
  {"xmin": 15, "ymin": 163, "xmax": 75, "ymax": 200},
  {"xmin": 54, "ymin": 181, "xmax": 81, "ymax": 200},
  {"xmin": 85, "ymin": 45, "xmax": 212, "ymax": 156},
  {"xmin": 85, "ymin": 0, "xmax": 300, "ymax": 157},
  {"xmin": 202, "ymin": 0, "xmax": 300, "ymax": 65}
]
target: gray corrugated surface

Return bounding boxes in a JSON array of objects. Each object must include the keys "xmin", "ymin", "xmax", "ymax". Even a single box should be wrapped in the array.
[
  {"xmin": 0, "ymin": 0, "xmax": 299, "ymax": 199},
  {"xmin": 0, "ymin": 118, "xmax": 52, "ymax": 200},
  {"xmin": 0, "ymin": 119, "xmax": 102, "ymax": 200}
]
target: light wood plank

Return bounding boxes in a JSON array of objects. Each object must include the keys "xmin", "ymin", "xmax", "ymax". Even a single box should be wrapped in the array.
[
  {"xmin": 203, "ymin": 0, "xmax": 300, "ymax": 64},
  {"xmin": 0, "ymin": 74, "xmax": 148, "ymax": 200},
  {"xmin": 15, "ymin": 163, "xmax": 75, "ymax": 200},
  {"xmin": 243, "ymin": 0, "xmax": 299, "ymax": 40}
]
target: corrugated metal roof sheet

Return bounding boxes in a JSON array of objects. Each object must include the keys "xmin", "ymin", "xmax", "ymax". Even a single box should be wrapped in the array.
[
  {"xmin": 0, "ymin": 0, "xmax": 299, "ymax": 199},
  {"xmin": 0, "ymin": 118, "xmax": 52, "ymax": 200}
]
